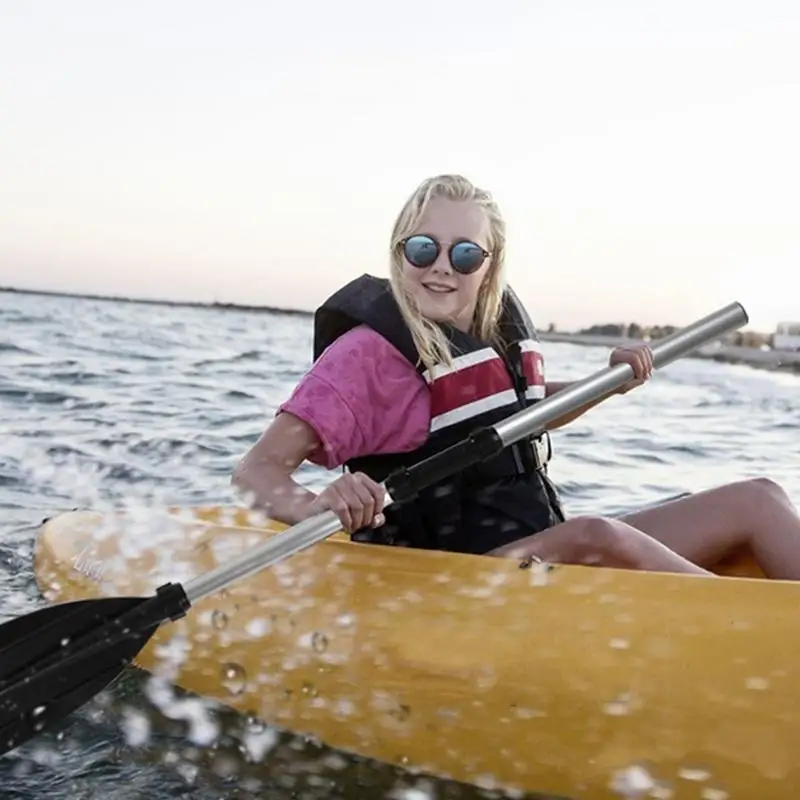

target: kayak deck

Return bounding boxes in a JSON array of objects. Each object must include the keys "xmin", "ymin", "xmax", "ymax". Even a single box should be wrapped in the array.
[{"xmin": 33, "ymin": 505, "xmax": 799, "ymax": 800}]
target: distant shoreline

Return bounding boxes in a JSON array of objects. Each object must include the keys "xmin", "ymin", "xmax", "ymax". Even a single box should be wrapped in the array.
[
  {"xmin": 0, "ymin": 285, "xmax": 313, "ymax": 317},
  {"xmin": 2, "ymin": 284, "xmax": 798, "ymax": 375},
  {"xmin": 537, "ymin": 331, "xmax": 800, "ymax": 375}
]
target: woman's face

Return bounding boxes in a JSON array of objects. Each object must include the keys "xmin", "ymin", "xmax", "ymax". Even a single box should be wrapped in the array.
[{"xmin": 399, "ymin": 197, "xmax": 492, "ymax": 332}]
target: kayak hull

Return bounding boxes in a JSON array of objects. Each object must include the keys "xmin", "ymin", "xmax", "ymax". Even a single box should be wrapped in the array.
[{"xmin": 33, "ymin": 506, "xmax": 799, "ymax": 799}]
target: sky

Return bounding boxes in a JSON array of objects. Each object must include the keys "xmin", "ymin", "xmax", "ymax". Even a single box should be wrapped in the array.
[{"xmin": 1, "ymin": 0, "xmax": 798, "ymax": 332}]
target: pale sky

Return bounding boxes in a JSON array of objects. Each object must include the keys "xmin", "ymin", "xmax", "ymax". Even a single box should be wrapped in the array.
[{"xmin": 1, "ymin": 0, "xmax": 798, "ymax": 332}]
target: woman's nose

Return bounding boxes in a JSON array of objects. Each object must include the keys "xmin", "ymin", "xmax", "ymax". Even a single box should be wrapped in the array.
[{"xmin": 429, "ymin": 253, "xmax": 453, "ymax": 275}]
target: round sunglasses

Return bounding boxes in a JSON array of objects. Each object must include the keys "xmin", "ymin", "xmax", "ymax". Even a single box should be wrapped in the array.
[{"xmin": 399, "ymin": 234, "xmax": 490, "ymax": 275}]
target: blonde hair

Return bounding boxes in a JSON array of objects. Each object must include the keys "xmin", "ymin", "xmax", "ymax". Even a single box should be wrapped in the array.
[{"xmin": 388, "ymin": 174, "xmax": 507, "ymax": 373}]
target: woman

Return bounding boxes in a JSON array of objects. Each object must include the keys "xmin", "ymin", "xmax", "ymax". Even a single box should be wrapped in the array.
[{"xmin": 233, "ymin": 174, "xmax": 800, "ymax": 580}]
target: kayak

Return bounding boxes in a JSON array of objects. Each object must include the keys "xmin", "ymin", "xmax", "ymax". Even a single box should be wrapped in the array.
[{"xmin": 33, "ymin": 505, "xmax": 799, "ymax": 800}]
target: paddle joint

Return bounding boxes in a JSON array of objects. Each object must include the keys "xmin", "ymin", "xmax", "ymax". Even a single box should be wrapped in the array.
[{"xmin": 155, "ymin": 582, "xmax": 191, "ymax": 621}]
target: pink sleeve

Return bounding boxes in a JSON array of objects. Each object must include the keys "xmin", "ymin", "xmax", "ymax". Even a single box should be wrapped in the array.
[{"xmin": 277, "ymin": 326, "xmax": 431, "ymax": 469}]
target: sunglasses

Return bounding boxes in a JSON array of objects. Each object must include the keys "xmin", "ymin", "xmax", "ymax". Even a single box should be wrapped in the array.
[{"xmin": 399, "ymin": 234, "xmax": 490, "ymax": 275}]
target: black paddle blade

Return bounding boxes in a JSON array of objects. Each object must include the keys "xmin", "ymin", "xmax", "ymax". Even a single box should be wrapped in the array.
[{"xmin": 0, "ymin": 583, "xmax": 189, "ymax": 756}]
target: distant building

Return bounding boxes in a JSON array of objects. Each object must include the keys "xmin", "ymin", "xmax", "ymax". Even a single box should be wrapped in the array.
[{"xmin": 773, "ymin": 322, "xmax": 800, "ymax": 352}]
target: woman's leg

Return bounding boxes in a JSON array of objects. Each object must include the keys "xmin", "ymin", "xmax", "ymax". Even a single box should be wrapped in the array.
[
  {"xmin": 487, "ymin": 515, "xmax": 712, "ymax": 576},
  {"xmin": 616, "ymin": 478, "xmax": 800, "ymax": 580}
]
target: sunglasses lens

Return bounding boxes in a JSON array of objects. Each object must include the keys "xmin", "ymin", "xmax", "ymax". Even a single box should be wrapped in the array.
[
  {"xmin": 403, "ymin": 235, "xmax": 439, "ymax": 268},
  {"xmin": 450, "ymin": 241, "xmax": 486, "ymax": 274}
]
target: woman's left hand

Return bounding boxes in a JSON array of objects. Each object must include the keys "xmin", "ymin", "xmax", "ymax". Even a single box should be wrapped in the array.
[{"xmin": 609, "ymin": 343, "xmax": 654, "ymax": 394}]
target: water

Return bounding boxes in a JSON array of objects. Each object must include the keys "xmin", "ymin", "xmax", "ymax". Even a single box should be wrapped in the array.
[{"xmin": 1, "ymin": 289, "xmax": 798, "ymax": 799}]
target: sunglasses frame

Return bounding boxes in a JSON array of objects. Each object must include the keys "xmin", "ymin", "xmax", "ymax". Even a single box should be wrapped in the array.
[{"xmin": 398, "ymin": 234, "xmax": 491, "ymax": 275}]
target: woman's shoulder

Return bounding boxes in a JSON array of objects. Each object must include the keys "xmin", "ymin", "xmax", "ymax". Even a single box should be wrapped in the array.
[
  {"xmin": 279, "ymin": 325, "xmax": 430, "ymax": 468},
  {"xmin": 319, "ymin": 324, "xmax": 406, "ymax": 360},
  {"xmin": 314, "ymin": 323, "xmax": 425, "ymax": 407}
]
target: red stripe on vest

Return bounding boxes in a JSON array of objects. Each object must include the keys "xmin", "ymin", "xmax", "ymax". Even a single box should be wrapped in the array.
[
  {"xmin": 521, "ymin": 350, "xmax": 546, "ymax": 387},
  {"xmin": 429, "ymin": 356, "xmax": 514, "ymax": 419}
]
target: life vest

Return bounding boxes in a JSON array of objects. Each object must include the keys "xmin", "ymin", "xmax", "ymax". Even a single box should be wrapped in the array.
[{"xmin": 312, "ymin": 274, "xmax": 566, "ymax": 554}]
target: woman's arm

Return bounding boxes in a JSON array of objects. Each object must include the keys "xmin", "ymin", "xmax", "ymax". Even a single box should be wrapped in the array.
[
  {"xmin": 231, "ymin": 411, "xmax": 322, "ymax": 524},
  {"xmin": 544, "ymin": 382, "xmax": 616, "ymax": 430},
  {"xmin": 543, "ymin": 343, "xmax": 654, "ymax": 430},
  {"xmin": 231, "ymin": 325, "xmax": 430, "ymax": 525}
]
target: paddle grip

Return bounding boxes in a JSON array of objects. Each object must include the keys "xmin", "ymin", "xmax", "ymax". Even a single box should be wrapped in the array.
[{"xmin": 384, "ymin": 427, "xmax": 504, "ymax": 503}]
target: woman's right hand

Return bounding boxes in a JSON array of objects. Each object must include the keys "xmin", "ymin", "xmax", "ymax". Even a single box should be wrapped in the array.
[{"xmin": 304, "ymin": 471, "xmax": 387, "ymax": 532}]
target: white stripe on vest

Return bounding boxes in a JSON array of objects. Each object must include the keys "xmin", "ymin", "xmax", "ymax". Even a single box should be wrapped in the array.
[
  {"xmin": 421, "ymin": 347, "xmax": 497, "ymax": 384},
  {"xmin": 430, "ymin": 389, "xmax": 520, "ymax": 433}
]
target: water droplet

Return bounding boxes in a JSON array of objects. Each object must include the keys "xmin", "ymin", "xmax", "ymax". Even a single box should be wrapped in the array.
[
  {"xmin": 32, "ymin": 705, "xmax": 46, "ymax": 717},
  {"xmin": 211, "ymin": 609, "xmax": 228, "ymax": 630},
  {"xmin": 245, "ymin": 617, "xmax": 270, "ymax": 638},
  {"xmin": 649, "ymin": 786, "xmax": 673, "ymax": 800},
  {"xmin": 220, "ymin": 662, "xmax": 247, "ymax": 695},
  {"xmin": 679, "ymin": 767, "xmax": 711, "ymax": 781},
  {"xmin": 245, "ymin": 714, "xmax": 267, "ymax": 733},
  {"xmin": 603, "ymin": 692, "xmax": 634, "ymax": 716},
  {"xmin": 311, "ymin": 632, "xmax": 329, "ymax": 653},
  {"xmin": 334, "ymin": 698, "xmax": 355, "ymax": 717},
  {"xmin": 701, "ymin": 789, "xmax": 728, "ymax": 800},
  {"xmin": 389, "ymin": 703, "xmax": 410, "ymax": 722},
  {"xmin": 609, "ymin": 765, "xmax": 655, "ymax": 797},
  {"xmin": 301, "ymin": 681, "xmax": 318, "ymax": 698},
  {"xmin": 745, "ymin": 676, "xmax": 769, "ymax": 691}
]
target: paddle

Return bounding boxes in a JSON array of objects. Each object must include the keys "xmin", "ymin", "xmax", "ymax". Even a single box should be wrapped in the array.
[{"xmin": 0, "ymin": 301, "xmax": 748, "ymax": 756}]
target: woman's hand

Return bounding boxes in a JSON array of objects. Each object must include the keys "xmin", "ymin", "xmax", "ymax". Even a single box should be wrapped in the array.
[
  {"xmin": 609, "ymin": 343, "xmax": 654, "ymax": 394},
  {"xmin": 305, "ymin": 471, "xmax": 387, "ymax": 532}
]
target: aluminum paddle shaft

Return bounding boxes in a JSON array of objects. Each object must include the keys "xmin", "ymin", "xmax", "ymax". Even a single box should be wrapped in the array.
[{"xmin": 184, "ymin": 300, "xmax": 748, "ymax": 604}]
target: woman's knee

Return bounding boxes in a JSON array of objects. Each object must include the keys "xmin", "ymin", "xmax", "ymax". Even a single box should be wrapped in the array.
[
  {"xmin": 720, "ymin": 477, "xmax": 794, "ymax": 513},
  {"xmin": 568, "ymin": 515, "xmax": 643, "ymax": 566},
  {"xmin": 746, "ymin": 477, "xmax": 792, "ymax": 505},
  {"xmin": 487, "ymin": 515, "xmax": 627, "ymax": 564}
]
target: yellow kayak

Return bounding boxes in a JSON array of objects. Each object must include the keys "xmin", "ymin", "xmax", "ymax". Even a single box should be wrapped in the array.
[{"xmin": 33, "ymin": 505, "xmax": 799, "ymax": 800}]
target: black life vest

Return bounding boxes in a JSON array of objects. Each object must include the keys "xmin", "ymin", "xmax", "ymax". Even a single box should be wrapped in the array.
[{"xmin": 312, "ymin": 274, "xmax": 566, "ymax": 554}]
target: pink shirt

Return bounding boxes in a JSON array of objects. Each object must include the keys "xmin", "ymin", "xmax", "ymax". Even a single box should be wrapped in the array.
[{"xmin": 278, "ymin": 325, "xmax": 431, "ymax": 469}]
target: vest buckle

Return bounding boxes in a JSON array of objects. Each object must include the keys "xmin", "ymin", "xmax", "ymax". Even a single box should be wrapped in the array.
[{"xmin": 516, "ymin": 431, "xmax": 552, "ymax": 473}]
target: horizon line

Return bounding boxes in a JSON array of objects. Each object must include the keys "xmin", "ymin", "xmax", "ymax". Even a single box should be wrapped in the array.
[{"xmin": 0, "ymin": 285, "xmax": 313, "ymax": 318}]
